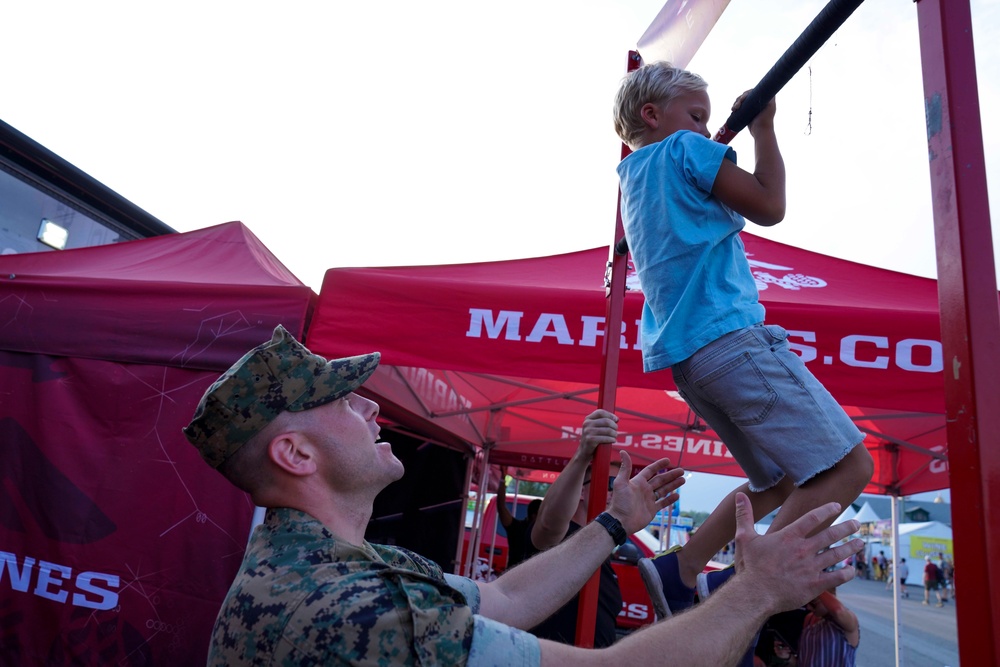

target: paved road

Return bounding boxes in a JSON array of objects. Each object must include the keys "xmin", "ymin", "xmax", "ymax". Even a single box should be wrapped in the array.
[{"xmin": 835, "ymin": 576, "xmax": 959, "ymax": 667}]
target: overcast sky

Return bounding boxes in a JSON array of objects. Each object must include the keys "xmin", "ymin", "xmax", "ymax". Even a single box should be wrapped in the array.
[{"xmin": 4, "ymin": 0, "xmax": 986, "ymax": 509}]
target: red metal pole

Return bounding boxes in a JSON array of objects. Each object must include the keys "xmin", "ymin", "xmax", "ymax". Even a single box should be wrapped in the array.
[
  {"xmin": 915, "ymin": 0, "xmax": 1000, "ymax": 663},
  {"xmin": 574, "ymin": 49, "xmax": 642, "ymax": 649}
]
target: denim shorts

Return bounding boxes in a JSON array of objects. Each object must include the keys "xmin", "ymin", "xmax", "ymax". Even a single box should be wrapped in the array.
[{"xmin": 671, "ymin": 323, "xmax": 864, "ymax": 492}]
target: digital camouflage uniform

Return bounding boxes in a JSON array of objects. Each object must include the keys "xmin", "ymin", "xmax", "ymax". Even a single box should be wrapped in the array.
[
  {"xmin": 209, "ymin": 508, "xmax": 540, "ymax": 666},
  {"xmin": 186, "ymin": 327, "xmax": 540, "ymax": 666}
]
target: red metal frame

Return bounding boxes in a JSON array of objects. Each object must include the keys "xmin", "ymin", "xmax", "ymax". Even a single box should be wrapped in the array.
[
  {"xmin": 575, "ymin": 49, "xmax": 643, "ymax": 650},
  {"xmin": 916, "ymin": 0, "xmax": 1000, "ymax": 662}
]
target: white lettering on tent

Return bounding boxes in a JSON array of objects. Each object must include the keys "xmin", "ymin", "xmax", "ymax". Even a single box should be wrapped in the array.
[
  {"xmin": 841, "ymin": 335, "xmax": 890, "ymax": 369},
  {"xmin": 786, "ymin": 330, "xmax": 818, "ymax": 363},
  {"xmin": 526, "ymin": 314, "xmax": 573, "ymax": 344},
  {"xmin": 929, "ymin": 445, "xmax": 948, "ymax": 474},
  {"xmin": 0, "ymin": 552, "xmax": 33, "ymax": 591},
  {"xmin": 466, "ymin": 309, "xmax": 943, "ymax": 377},
  {"xmin": 562, "ymin": 428, "xmax": 732, "ymax": 459},
  {"xmin": 746, "ymin": 257, "xmax": 827, "ymax": 292},
  {"xmin": 629, "ymin": 256, "xmax": 829, "ymax": 293},
  {"xmin": 0, "ymin": 550, "xmax": 119, "ymax": 610},
  {"xmin": 74, "ymin": 571, "xmax": 121, "ymax": 610},
  {"xmin": 579, "ymin": 316, "xmax": 606, "ymax": 347},
  {"xmin": 35, "ymin": 561, "xmax": 72, "ymax": 603},
  {"xmin": 896, "ymin": 339, "xmax": 943, "ymax": 373},
  {"xmin": 467, "ymin": 309, "xmax": 640, "ymax": 349},
  {"xmin": 467, "ymin": 309, "xmax": 522, "ymax": 340},
  {"xmin": 661, "ymin": 436, "xmax": 683, "ymax": 452},
  {"xmin": 688, "ymin": 438, "xmax": 723, "ymax": 457}
]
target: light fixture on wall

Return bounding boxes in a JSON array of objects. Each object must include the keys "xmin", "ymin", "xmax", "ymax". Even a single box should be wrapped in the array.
[{"xmin": 37, "ymin": 218, "xmax": 69, "ymax": 250}]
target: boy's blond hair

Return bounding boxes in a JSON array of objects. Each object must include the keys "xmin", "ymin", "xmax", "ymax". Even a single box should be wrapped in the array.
[{"xmin": 613, "ymin": 61, "xmax": 709, "ymax": 150}]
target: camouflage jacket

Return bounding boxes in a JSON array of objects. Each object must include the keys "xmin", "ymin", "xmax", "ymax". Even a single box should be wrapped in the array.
[{"xmin": 207, "ymin": 507, "xmax": 539, "ymax": 667}]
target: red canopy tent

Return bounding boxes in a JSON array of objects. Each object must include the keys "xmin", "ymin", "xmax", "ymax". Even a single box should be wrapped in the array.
[
  {"xmin": 0, "ymin": 221, "xmax": 314, "ymax": 665},
  {"xmin": 308, "ymin": 232, "xmax": 951, "ymax": 497}
]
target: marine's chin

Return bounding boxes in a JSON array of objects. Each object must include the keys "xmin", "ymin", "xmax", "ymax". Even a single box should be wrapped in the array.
[{"xmin": 376, "ymin": 441, "xmax": 405, "ymax": 479}]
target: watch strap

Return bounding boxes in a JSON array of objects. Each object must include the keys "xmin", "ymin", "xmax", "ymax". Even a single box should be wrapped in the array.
[{"xmin": 595, "ymin": 512, "xmax": 627, "ymax": 547}]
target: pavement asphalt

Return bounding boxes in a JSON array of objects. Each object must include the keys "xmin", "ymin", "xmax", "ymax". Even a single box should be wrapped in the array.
[{"xmin": 827, "ymin": 575, "xmax": 959, "ymax": 667}]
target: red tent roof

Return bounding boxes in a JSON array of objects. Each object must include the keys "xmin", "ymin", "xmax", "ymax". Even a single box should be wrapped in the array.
[
  {"xmin": 0, "ymin": 221, "xmax": 315, "ymax": 370},
  {"xmin": 309, "ymin": 232, "xmax": 952, "ymax": 496}
]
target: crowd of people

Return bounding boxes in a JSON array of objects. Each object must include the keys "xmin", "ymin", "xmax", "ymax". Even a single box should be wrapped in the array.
[{"xmin": 854, "ymin": 548, "xmax": 955, "ymax": 606}]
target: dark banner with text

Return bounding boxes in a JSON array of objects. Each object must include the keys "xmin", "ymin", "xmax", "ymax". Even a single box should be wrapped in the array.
[{"xmin": 0, "ymin": 352, "xmax": 252, "ymax": 665}]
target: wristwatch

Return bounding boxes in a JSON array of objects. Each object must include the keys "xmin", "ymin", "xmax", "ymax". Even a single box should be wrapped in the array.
[{"xmin": 595, "ymin": 512, "xmax": 627, "ymax": 547}]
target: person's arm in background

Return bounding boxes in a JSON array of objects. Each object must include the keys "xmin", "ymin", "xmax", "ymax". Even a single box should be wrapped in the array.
[
  {"xmin": 478, "ymin": 452, "xmax": 682, "ymax": 628},
  {"xmin": 529, "ymin": 409, "xmax": 618, "ymax": 550},
  {"xmin": 496, "ymin": 467, "xmax": 514, "ymax": 529},
  {"xmin": 815, "ymin": 590, "xmax": 860, "ymax": 648}
]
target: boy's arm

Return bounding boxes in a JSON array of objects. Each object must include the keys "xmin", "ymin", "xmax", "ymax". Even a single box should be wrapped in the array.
[
  {"xmin": 712, "ymin": 92, "xmax": 786, "ymax": 226},
  {"xmin": 529, "ymin": 410, "xmax": 618, "ymax": 550}
]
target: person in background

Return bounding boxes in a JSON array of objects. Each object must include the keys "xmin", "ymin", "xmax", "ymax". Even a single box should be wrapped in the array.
[
  {"xmin": 870, "ymin": 553, "xmax": 882, "ymax": 582},
  {"xmin": 184, "ymin": 325, "xmax": 862, "ymax": 666},
  {"xmin": 752, "ymin": 607, "xmax": 808, "ymax": 667},
  {"xmin": 923, "ymin": 555, "xmax": 944, "ymax": 607},
  {"xmin": 797, "ymin": 589, "xmax": 859, "ymax": 666},
  {"xmin": 754, "ymin": 627, "xmax": 799, "ymax": 667},
  {"xmin": 896, "ymin": 558, "xmax": 910, "ymax": 598},
  {"xmin": 522, "ymin": 409, "xmax": 624, "ymax": 647},
  {"xmin": 941, "ymin": 555, "xmax": 955, "ymax": 601},
  {"xmin": 936, "ymin": 552, "xmax": 952, "ymax": 602},
  {"xmin": 853, "ymin": 553, "xmax": 866, "ymax": 580},
  {"xmin": 496, "ymin": 471, "xmax": 541, "ymax": 569}
]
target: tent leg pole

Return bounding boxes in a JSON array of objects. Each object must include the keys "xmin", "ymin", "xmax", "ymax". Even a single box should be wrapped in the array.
[
  {"xmin": 454, "ymin": 453, "xmax": 476, "ymax": 575},
  {"xmin": 467, "ymin": 448, "xmax": 493, "ymax": 579},
  {"xmin": 891, "ymin": 494, "xmax": 903, "ymax": 667}
]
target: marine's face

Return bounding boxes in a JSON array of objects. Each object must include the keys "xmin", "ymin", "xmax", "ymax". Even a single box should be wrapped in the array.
[{"xmin": 308, "ymin": 392, "xmax": 404, "ymax": 489}]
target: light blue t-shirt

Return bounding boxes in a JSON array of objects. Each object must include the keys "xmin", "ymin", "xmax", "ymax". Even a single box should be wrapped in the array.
[{"xmin": 617, "ymin": 130, "xmax": 766, "ymax": 371}]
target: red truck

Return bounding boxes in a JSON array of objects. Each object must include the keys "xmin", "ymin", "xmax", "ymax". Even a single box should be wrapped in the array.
[{"xmin": 460, "ymin": 493, "xmax": 660, "ymax": 634}]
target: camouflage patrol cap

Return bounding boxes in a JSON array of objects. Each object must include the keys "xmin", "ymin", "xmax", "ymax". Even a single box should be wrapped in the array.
[{"xmin": 183, "ymin": 325, "xmax": 380, "ymax": 468}]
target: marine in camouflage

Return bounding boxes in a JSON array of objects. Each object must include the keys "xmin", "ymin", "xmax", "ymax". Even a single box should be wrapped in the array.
[{"xmin": 208, "ymin": 507, "xmax": 476, "ymax": 666}]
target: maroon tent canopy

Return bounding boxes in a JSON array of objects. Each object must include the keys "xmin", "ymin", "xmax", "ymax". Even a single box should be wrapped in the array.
[
  {"xmin": 309, "ymin": 232, "xmax": 952, "ymax": 497},
  {"xmin": 0, "ymin": 221, "xmax": 314, "ymax": 665}
]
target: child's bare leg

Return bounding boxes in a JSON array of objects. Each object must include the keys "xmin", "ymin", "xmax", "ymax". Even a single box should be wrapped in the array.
[
  {"xmin": 767, "ymin": 444, "xmax": 873, "ymax": 536},
  {"xmin": 674, "ymin": 476, "xmax": 794, "ymax": 587}
]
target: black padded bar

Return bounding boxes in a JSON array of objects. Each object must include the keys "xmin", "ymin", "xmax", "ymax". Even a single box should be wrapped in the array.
[{"xmin": 713, "ymin": 0, "xmax": 866, "ymax": 144}]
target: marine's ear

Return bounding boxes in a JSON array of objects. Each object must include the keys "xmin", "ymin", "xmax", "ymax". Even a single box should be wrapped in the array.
[{"xmin": 268, "ymin": 431, "xmax": 318, "ymax": 477}]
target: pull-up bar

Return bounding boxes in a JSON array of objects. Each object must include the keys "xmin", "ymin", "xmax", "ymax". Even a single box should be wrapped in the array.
[
  {"xmin": 714, "ymin": 0, "xmax": 865, "ymax": 144},
  {"xmin": 614, "ymin": 0, "xmax": 866, "ymax": 257}
]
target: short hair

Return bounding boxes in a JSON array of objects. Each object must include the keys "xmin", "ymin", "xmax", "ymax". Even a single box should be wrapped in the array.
[
  {"xmin": 613, "ymin": 61, "xmax": 709, "ymax": 150},
  {"xmin": 217, "ymin": 411, "xmax": 294, "ymax": 494},
  {"xmin": 527, "ymin": 499, "xmax": 542, "ymax": 517}
]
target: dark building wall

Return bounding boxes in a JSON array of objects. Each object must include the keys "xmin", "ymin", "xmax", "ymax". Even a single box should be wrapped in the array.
[{"xmin": 0, "ymin": 119, "xmax": 174, "ymax": 255}]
